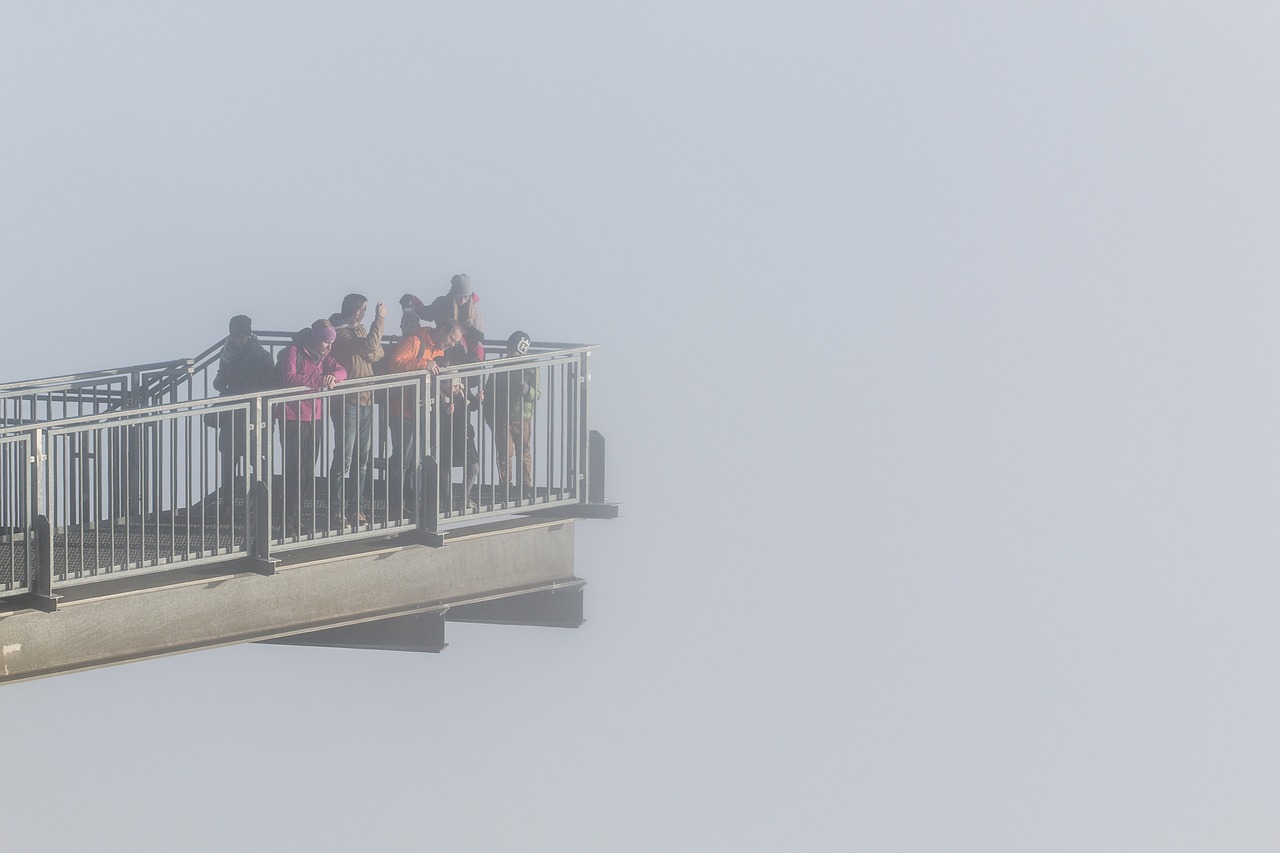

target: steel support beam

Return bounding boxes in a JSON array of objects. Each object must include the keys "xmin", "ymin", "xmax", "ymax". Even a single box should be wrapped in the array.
[
  {"xmin": 446, "ymin": 586, "xmax": 584, "ymax": 629},
  {"xmin": 257, "ymin": 611, "xmax": 447, "ymax": 653}
]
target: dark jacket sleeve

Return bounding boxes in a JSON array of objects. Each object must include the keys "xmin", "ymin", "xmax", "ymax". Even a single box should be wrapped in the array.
[
  {"xmin": 417, "ymin": 295, "xmax": 452, "ymax": 326},
  {"xmin": 252, "ymin": 347, "xmax": 276, "ymax": 391}
]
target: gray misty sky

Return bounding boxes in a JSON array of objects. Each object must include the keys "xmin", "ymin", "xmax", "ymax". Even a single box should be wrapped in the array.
[{"xmin": 3, "ymin": 2, "xmax": 1280, "ymax": 850}]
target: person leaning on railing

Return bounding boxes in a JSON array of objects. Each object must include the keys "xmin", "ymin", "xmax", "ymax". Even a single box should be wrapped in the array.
[
  {"xmin": 439, "ymin": 323, "xmax": 485, "ymax": 511},
  {"xmin": 210, "ymin": 314, "xmax": 274, "ymax": 522},
  {"xmin": 384, "ymin": 315, "xmax": 463, "ymax": 516},
  {"xmin": 275, "ymin": 319, "xmax": 346, "ymax": 536},
  {"xmin": 483, "ymin": 330, "xmax": 541, "ymax": 501},
  {"xmin": 416, "ymin": 273, "xmax": 483, "ymax": 335}
]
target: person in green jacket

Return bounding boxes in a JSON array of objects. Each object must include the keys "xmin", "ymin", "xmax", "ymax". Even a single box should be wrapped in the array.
[{"xmin": 483, "ymin": 330, "xmax": 541, "ymax": 500}]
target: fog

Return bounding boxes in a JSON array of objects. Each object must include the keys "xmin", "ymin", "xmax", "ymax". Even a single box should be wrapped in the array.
[{"xmin": 2, "ymin": 2, "xmax": 1279, "ymax": 850}]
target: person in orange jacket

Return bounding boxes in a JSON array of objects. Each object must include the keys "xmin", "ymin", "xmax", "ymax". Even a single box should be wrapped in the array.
[{"xmin": 384, "ymin": 314, "xmax": 463, "ymax": 514}]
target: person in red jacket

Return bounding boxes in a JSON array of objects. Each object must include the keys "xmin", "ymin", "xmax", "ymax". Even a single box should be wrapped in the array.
[{"xmin": 275, "ymin": 319, "xmax": 346, "ymax": 535}]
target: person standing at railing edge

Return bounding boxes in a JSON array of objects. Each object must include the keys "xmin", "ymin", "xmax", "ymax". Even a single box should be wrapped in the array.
[
  {"xmin": 385, "ymin": 315, "xmax": 463, "ymax": 517},
  {"xmin": 416, "ymin": 274, "xmax": 484, "ymax": 357},
  {"xmin": 210, "ymin": 315, "xmax": 273, "ymax": 523},
  {"xmin": 327, "ymin": 294, "xmax": 386, "ymax": 530},
  {"xmin": 276, "ymin": 319, "xmax": 346, "ymax": 537},
  {"xmin": 483, "ymin": 330, "xmax": 541, "ymax": 502}
]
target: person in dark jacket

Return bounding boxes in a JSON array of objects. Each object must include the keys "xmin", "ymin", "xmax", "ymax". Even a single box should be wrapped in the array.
[
  {"xmin": 210, "ymin": 315, "xmax": 274, "ymax": 522},
  {"xmin": 439, "ymin": 323, "xmax": 484, "ymax": 512},
  {"xmin": 415, "ymin": 274, "xmax": 483, "ymax": 343},
  {"xmin": 482, "ymin": 330, "xmax": 541, "ymax": 501}
]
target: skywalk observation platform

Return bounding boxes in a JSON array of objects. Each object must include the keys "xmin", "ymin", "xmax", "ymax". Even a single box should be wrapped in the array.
[{"xmin": 0, "ymin": 331, "xmax": 617, "ymax": 683}]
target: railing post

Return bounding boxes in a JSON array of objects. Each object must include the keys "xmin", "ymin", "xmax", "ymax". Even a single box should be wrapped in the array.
[
  {"xmin": 26, "ymin": 515, "xmax": 57, "ymax": 611},
  {"xmin": 248, "ymin": 480, "xmax": 276, "ymax": 576},
  {"xmin": 420, "ymin": 373, "xmax": 438, "ymax": 532},
  {"xmin": 588, "ymin": 430, "xmax": 606, "ymax": 504},
  {"xmin": 19, "ymin": 428, "xmax": 59, "ymax": 610},
  {"xmin": 247, "ymin": 396, "xmax": 277, "ymax": 575},
  {"xmin": 578, "ymin": 351, "xmax": 591, "ymax": 504}
]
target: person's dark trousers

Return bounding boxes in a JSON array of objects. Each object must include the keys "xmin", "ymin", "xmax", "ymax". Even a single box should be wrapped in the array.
[
  {"xmin": 387, "ymin": 415, "xmax": 417, "ymax": 516},
  {"xmin": 279, "ymin": 418, "xmax": 320, "ymax": 531},
  {"xmin": 216, "ymin": 414, "xmax": 267, "ymax": 522},
  {"xmin": 440, "ymin": 405, "xmax": 480, "ymax": 509},
  {"xmin": 217, "ymin": 419, "xmax": 245, "ymax": 520}
]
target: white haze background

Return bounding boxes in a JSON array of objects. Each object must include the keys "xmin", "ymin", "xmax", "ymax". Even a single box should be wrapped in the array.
[{"xmin": 3, "ymin": 3, "xmax": 1280, "ymax": 850}]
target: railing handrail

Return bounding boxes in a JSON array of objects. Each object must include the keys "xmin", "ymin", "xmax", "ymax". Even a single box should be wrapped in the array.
[
  {"xmin": 0, "ymin": 358, "xmax": 195, "ymax": 394},
  {"xmin": 0, "ymin": 344, "xmax": 596, "ymax": 434},
  {"xmin": 0, "ymin": 332, "xmax": 598, "ymax": 401}
]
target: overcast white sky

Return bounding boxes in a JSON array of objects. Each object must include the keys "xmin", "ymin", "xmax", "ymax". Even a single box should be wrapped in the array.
[{"xmin": 3, "ymin": 2, "xmax": 1280, "ymax": 850}]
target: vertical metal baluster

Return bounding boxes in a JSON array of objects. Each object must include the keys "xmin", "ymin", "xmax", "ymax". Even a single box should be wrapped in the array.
[
  {"xmin": 184, "ymin": 414, "xmax": 193, "ymax": 558},
  {"xmin": 562, "ymin": 359, "xmax": 570, "ymax": 501},
  {"xmin": 205, "ymin": 408, "xmax": 213, "ymax": 554},
  {"xmin": 92, "ymin": 428, "xmax": 100, "ymax": 577},
  {"xmin": 168, "ymin": 415, "xmax": 176, "ymax": 563}
]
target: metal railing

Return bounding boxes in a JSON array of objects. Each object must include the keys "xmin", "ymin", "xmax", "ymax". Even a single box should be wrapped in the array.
[
  {"xmin": 0, "ymin": 339, "xmax": 598, "ymax": 600},
  {"xmin": 0, "ymin": 433, "xmax": 35, "ymax": 595}
]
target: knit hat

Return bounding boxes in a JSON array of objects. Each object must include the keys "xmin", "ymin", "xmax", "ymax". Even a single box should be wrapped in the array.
[
  {"xmin": 507, "ymin": 330, "xmax": 531, "ymax": 356},
  {"xmin": 400, "ymin": 293, "xmax": 424, "ymax": 312},
  {"xmin": 229, "ymin": 315, "xmax": 252, "ymax": 336},
  {"xmin": 449, "ymin": 274, "xmax": 472, "ymax": 297},
  {"xmin": 310, "ymin": 319, "xmax": 337, "ymax": 344}
]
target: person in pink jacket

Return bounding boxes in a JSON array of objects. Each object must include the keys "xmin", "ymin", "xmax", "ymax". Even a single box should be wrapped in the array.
[{"xmin": 275, "ymin": 319, "xmax": 346, "ymax": 535}]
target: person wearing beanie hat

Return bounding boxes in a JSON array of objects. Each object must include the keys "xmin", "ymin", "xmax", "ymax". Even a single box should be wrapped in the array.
[
  {"xmin": 275, "ymin": 318, "xmax": 347, "ymax": 536},
  {"xmin": 418, "ymin": 274, "xmax": 483, "ymax": 337},
  {"xmin": 210, "ymin": 314, "xmax": 273, "ymax": 523},
  {"xmin": 482, "ymin": 330, "xmax": 542, "ymax": 502}
]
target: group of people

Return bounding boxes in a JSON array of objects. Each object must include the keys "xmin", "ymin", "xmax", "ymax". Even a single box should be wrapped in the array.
[{"xmin": 211, "ymin": 274, "xmax": 542, "ymax": 533}]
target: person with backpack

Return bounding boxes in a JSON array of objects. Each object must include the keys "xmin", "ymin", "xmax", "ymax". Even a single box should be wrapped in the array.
[
  {"xmin": 210, "ymin": 315, "xmax": 274, "ymax": 522},
  {"xmin": 275, "ymin": 319, "xmax": 345, "ymax": 536}
]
